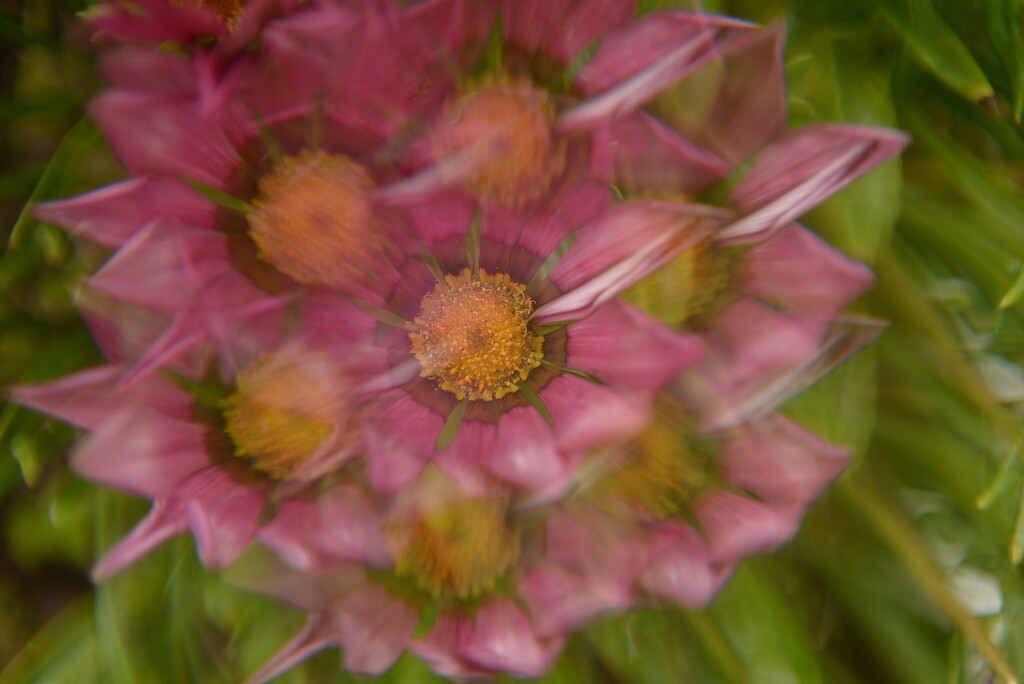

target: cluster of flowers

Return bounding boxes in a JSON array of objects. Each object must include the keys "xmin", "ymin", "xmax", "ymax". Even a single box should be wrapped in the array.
[{"xmin": 15, "ymin": 0, "xmax": 907, "ymax": 679}]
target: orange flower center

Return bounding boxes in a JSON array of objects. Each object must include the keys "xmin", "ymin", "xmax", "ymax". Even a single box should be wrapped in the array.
[
  {"xmin": 433, "ymin": 78, "xmax": 564, "ymax": 206},
  {"xmin": 391, "ymin": 498, "xmax": 519, "ymax": 600},
  {"xmin": 595, "ymin": 397, "xmax": 707, "ymax": 520},
  {"xmin": 247, "ymin": 150, "xmax": 380, "ymax": 290},
  {"xmin": 622, "ymin": 243, "xmax": 733, "ymax": 327},
  {"xmin": 409, "ymin": 269, "xmax": 544, "ymax": 401},
  {"xmin": 223, "ymin": 351, "xmax": 358, "ymax": 480}
]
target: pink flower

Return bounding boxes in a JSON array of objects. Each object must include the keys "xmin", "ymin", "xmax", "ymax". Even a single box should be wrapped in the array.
[
  {"xmin": 9, "ymin": 305, "xmax": 396, "ymax": 579},
  {"xmin": 22, "ymin": 1, "xmax": 912, "ymax": 681},
  {"xmin": 234, "ymin": 470, "xmax": 568, "ymax": 682},
  {"xmin": 518, "ymin": 208, "xmax": 886, "ymax": 630}
]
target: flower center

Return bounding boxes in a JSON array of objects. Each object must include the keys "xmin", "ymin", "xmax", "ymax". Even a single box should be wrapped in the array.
[
  {"xmin": 247, "ymin": 150, "xmax": 380, "ymax": 290},
  {"xmin": 433, "ymin": 77, "xmax": 564, "ymax": 206},
  {"xmin": 622, "ymin": 243, "xmax": 733, "ymax": 327},
  {"xmin": 222, "ymin": 351, "xmax": 357, "ymax": 480},
  {"xmin": 392, "ymin": 498, "xmax": 520, "ymax": 601},
  {"xmin": 595, "ymin": 397, "xmax": 707, "ymax": 520},
  {"xmin": 409, "ymin": 268, "xmax": 544, "ymax": 401}
]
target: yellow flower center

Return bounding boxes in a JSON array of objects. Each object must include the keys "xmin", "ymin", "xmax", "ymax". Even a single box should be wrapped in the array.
[
  {"xmin": 247, "ymin": 150, "xmax": 380, "ymax": 290},
  {"xmin": 433, "ymin": 77, "xmax": 564, "ymax": 206},
  {"xmin": 595, "ymin": 397, "xmax": 707, "ymax": 520},
  {"xmin": 392, "ymin": 499, "xmax": 520, "ymax": 601},
  {"xmin": 409, "ymin": 269, "xmax": 544, "ymax": 401},
  {"xmin": 622, "ymin": 243, "xmax": 733, "ymax": 327},
  {"xmin": 223, "ymin": 351, "xmax": 357, "ymax": 480}
]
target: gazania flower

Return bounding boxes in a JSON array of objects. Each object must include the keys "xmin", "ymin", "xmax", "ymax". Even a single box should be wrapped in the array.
[
  {"xmin": 35, "ymin": 0, "xmax": 448, "ymax": 386},
  {"xmin": 518, "ymin": 211, "xmax": 889, "ymax": 632},
  {"xmin": 23, "ymin": 0, "xmax": 913, "ymax": 681},
  {"xmin": 291, "ymin": 192, "xmax": 715, "ymax": 495},
  {"xmin": 36, "ymin": 0, "xmax": 905, "ymax": 390},
  {"xmin": 9, "ymin": 303, "xmax": 393, "ymax": 579},
  {"xmin": 232, "ymin": 469, "xmax": 571, "ymax": 682}
]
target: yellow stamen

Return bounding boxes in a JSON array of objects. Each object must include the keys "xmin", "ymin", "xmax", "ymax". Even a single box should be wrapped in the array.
[
  {"xmin": 433, "ymin": 77, "xmax": 565, "ymax": 206},
  {"xmin": 409, "ymin": 268, "xmax": 543, "ymax": 401},
  {"xmin": 595, "ymin": 397, "xmax": 707, "ymax": 520},
  {"xmin": 622, "ymin": 243, "xmax": 732, "ymax": 327},
  {"xmin": 392, "ymin": 498, "xmax": 520, "ymax": 601},
  {"xmin": 223, "ymin": 351, "xmax": 357, "ymax": 480},
  {"xmin": 247, "ymin": 150, "xmax": 380, "ymax": 290}
]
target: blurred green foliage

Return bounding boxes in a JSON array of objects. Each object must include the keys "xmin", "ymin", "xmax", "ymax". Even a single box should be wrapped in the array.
[{"xmin": 2, "ymin": 0, "xmax": 1024, "ymax": 682}]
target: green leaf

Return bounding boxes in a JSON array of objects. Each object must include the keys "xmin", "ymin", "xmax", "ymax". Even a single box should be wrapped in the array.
[
  {"xmin": 6, "ymin": 118, "xmax": 105, "ymax": 253},
  {"xmin": 434, "ymin": 399, "xmax": 467, "ymax": 451},
  {"xmin": 876, "ymin": 0, "xmax": 994, "ymax": 103},
  {"xmin": 517, "ymin": 382, "xmax": 552, "ymax": 425},
  {"xmin": 1000, "ymin": 265, "xmax": 1024, "ymax": 309},
  {"xmin": 183, "ymin": 179, "xmax": 253, "ymax": 215},
  {"xmin": 986, "ymin": 0, "xmax": 1024, "ymax": 121}
]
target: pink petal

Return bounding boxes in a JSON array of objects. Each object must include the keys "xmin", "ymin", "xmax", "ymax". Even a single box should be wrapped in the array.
[
  {"xmin": 671, "ymin": 21, "xmax": 788, "ymax": 164},
  {"xmin": 543, "ymin": 375, "xmax": 651, "ymax": 453},
  {"xmin": 73, "ymin": 289, "xmax": 183, "ymax": 367},
  {"xmin": 335, "ymin": 586, "xmax": 418, "ymax": 675},
  {"xmin": 71, "ymin": 408, "xmax": 210, "ymax": 498},
  {"xmin": 674, "ymin": 298, "xmax": 825, "ymax": 432},
  {"xmin": 476, "ymin": 180, "xmax": 613, "ymax": 263},
  {"xmin": 519, "ymin": 566, "xmax": 630, "ymax": 635},
  {"xmin": 566, "ymin": 299, "xmax": 703, "ymax": 390},
  {"xmin": 385, "ymin": 188, "xmax": 477, "ymax": 247},
  {"xmin": 575, "ymin": 12, "xmax": 756, "ymax": 97},
  {"xmin": 247, "ymin": 613, "xmax": 342, "ymax": 684},
  {"xmin": 363, "ymin": 394, "xmax": 441, "ymax": 493},
  {"xmin": 99, "ymin": 47, "xmax": 196, "ymax": 94},
  {"xmin": 411, "ymin": 614, "xmax": 494, "ymax": 681},
  {"xmin": 639, "ymin": 524, "xmax": 719, "ymax": 607},
  {"xmin": 321, "ymin": 0, "xmax": 450, "ymax": 139},
  {"xmin": 721, "ymin": 124, "xmax": 911, "ymax": 243},
  {"xmin": 535, "ymin": 201, "xmax": 722, "ymax": 323},
  {"xmin": 744, "ymin": 225, "xmax": 875, "ymax": 315},
  {"xmin": 183, "ymin": 470, "xmax": 265, "ymax": 570},
  {"xmin": 34, "ymin": 176, "xmax": 215, "ymax": 248},
  {"xmin": 549, "ymin": 180, "xmax": 616, "ymax": 241},
  {"xmin": 114, "ymin": 312, "xmax": 212, "ymax": 390},
  {"xmin": 501, "ymin": 0, "xmax": 635, "ymax": 64},
  {"xmin": 403, "ymin": 0, "xmax": 497, "ymax": 54},
  {"xmin": 435, "ymin": 420, "xmax": 499, "ymax": 493},
  {"xmin": 233, "ymin": 4, "xmax": 335, "ymax": 122},
  {"xmin": 487, "ymin": 406, "xmax": 570, "ymax": 496},
  {"xmin": 562, "ymin": 13, "xmax": 759, "ymax": 131},
  {"xmin": 89, "ymin": 218, "xmax": 234, "ymax": 312},
  {"xmin": 588, "ymin": 111, "xmax": 729, "ymax": 194},
  {"xmin": 260, "ymin": 488, "xmax": 390, "ymax": 571},
  {"xmin": 219, "ymin": 0, "xmax": 299, "ymax": 55},
  {"xmin": 545, "ymin": 509, "xmax": 650, "ymax": 588},
  {"xmin": 10, "ymin": 365, "xmax": 191, "ymax": 430},
  {"xmin": 90, "ymin": 0, "xmax": 226, "ymax": 44},
  {"xmin": 674, "ymin": 306, "xmax": 885, "ymax": 433},
  {"xmin": 89, "ymin": 91, "xmax": 240, "ymax": 188},
  {"xmin": 462, "ymin": 599, "xmax": 565, "ymax": 677},
  {"xmin": 721, "ymin": 413, "xmax": 851, "ymax": 507},
  {"xmin": 693, "ymin": 490, "xmax": 801, "ymax": 565},
  {"xmin": 91, "ymin": 500, "xmax": 189, "ymax": 581}
]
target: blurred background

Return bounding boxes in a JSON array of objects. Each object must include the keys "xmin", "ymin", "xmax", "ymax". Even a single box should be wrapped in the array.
[{"xmin": 1, "ymin": 0, "xmax": 1023, "ymax": 682}]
